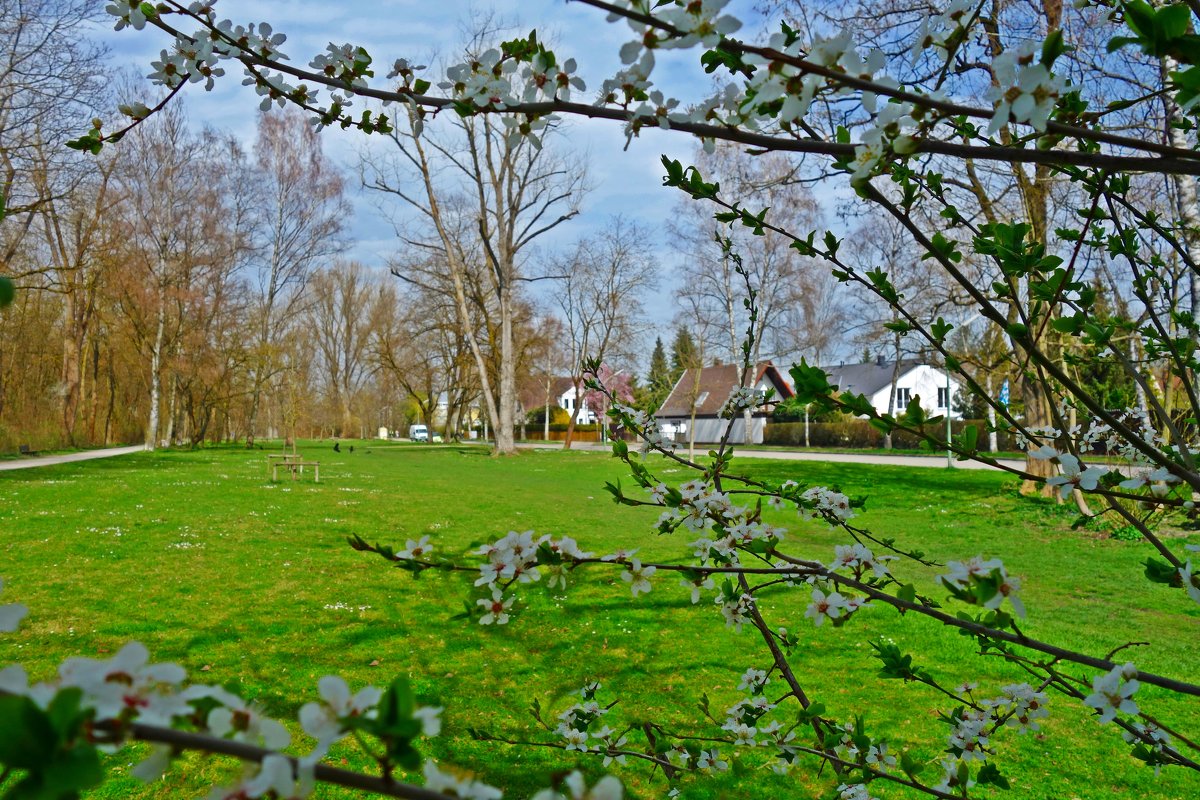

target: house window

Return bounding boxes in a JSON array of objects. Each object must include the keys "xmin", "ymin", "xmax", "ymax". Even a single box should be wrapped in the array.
[
  {"xmin": 895, "ymin": 387, "xmax": 911, "ymax": 407},
  {"xmin": 937, "ymin": 387, "xmax": 950, "ymax": 408}
]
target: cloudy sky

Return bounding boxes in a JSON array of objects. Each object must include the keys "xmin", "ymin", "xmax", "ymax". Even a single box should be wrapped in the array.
[{"xmin": 87, "ymin": 0, "xmax": 798, "ymax": 350}]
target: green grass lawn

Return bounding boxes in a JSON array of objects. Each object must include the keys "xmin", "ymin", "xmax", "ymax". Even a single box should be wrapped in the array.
[{"xmin": 0, "ymin": 443, "xmax": 1196, "ymax": 799}]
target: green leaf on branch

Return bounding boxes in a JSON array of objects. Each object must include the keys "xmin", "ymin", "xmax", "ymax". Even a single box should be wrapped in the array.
[
  {"xmin": 865, "ymin": 269, "xmax": 899, "ymax": 304},
  {"xmin": 870, "ymin": 640, "xmax": 933, "ymax": 682},
  {"xmin": 922, "ymin": 232, "xmax": 963, "ymax": 264},
  {"xmin": 953, "ymin": 425, "xmax": 979, "ymax": 457},
  {"xmin": 0, "ymin": 277, "xmax": 14, "ymax": 308},
  {"xmin": 788, "ymin": 360, "xmax": 836, "ymax": 406},
  {"xmin": 839, "ymin": 392, "xmax": 876, "ymax": 417},
  {"xmin": 930, "ymin": 317, "xmax": 953, "ymax": 344},
  {"xmin": 900, "ymin": 749, "xmax": 926, "ymax": 779},
  {"xmin": 901, "ymin": 396, "xmax": 929, "ymax": 427},
  {"xmin": 823, "ymin": 230, "xmax": 840, "ymax": 257},
  {"xmin": 1052, "ymin": 313, "xmax": 1085, "ymax": 334},
  {"xmin": 700, "ymin": 42, "xmax": 753, "ymax": 77},
  {"xmin": 1143, "ymin": 557, "xmax": 1181, "ymax": 586},
  {"xmin": 1041, "ymin": 28, "xmax": 1067, "ymax": 67},
  {"xmin": 977, "ymin": 762, "xmax": 1011, "ymax": 789}
]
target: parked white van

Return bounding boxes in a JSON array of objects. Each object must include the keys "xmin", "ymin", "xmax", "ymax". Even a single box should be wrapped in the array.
[{"xmin": 408, "ymin": 424, "xmax": 429, "ymax": 442}]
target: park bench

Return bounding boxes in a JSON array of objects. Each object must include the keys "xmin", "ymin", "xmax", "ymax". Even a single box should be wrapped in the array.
[
  {"xmin": 272, "ymin": 459, "xmax": 320, "ymax": 483},
  {"xmin": 18, "ymin": 444, "xmax": 36, "ymax": 456}
]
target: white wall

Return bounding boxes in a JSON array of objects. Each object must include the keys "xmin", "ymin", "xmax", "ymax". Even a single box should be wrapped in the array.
[
  {"xmin": 660, "ymin": 416, "xmax": 766, "ymax": 445},
  {"xmin": 868, "ymin": 365, "xmax": 962, "ymax": 419},
  {"xmin": 558, "ymin": 387, "xmax": 595, "ymax": 424}
]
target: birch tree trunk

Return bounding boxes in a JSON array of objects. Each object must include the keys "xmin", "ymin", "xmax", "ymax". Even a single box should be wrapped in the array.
[{"xmin": 146, "ymin": 299, "xmax": 165, "ymax": 451}]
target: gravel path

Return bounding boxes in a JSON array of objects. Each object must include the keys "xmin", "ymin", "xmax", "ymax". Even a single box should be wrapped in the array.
[{"xmin": 0, "ymin": 445, "xmax": 144, "ymax": 472}]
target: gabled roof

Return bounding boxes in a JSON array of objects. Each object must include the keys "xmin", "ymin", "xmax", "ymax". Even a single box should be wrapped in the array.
[
  {"xmin": 657, "ymin": 362, "xmax": 794, "ymax": 418},
  {"xmin": 821, "ymin": 358, "xmax": 925, "ymax": 398}
]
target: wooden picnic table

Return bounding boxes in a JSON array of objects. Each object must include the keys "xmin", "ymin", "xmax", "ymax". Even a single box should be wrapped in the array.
[{"xmin": 272, "ymin": 459, "xmax": 320, "ymax": 483}]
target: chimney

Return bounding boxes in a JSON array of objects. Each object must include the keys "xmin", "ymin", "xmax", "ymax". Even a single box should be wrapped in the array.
[{"xmin": 876, "ymin": 354, "xmax": 886, "ymax": 367}]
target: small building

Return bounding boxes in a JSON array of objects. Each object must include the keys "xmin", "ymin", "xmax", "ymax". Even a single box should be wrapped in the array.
[
  {"xmin": 518, "ymin": 377, "xmax": 596, "ymax": 425},
  {"xmin": 823, "ymin": 357, "xmax": 962, "ymax": 419},
  {"xmin": 656, "ymin": 362, "xmax": 795, "ymax": 444}
]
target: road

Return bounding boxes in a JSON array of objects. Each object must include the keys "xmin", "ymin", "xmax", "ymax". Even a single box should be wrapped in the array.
[
  {"xmin": 0, "ymin": 442, "xmax": 1028, "ymax": 474},
  {"xmin": 518, "ymin": 441, "xmax": 1025, "ymax": 471},
  {"xmin": 0, "ymin": 445, "xmax": 145, "ymax": 472}
]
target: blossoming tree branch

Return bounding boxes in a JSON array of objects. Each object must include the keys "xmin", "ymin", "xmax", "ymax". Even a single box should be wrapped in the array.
[{"xmin": 2, "ymin": 0, "xmax": 1200, "ymax": 798}]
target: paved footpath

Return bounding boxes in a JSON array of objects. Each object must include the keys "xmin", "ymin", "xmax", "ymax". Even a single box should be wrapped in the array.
[
  {"xmin": 0, "ymin": 445, "xmax": 145, "ymax": 472},
  {"xmin": 518, "ymin": 441, "xmax": 1025, "ymax": 471},
  {"xmin": 0, "ymin": 442, "xmax": 1028, "ymax": 474}
]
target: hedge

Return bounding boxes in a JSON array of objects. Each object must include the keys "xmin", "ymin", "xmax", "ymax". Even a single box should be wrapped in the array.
[{"xmin": 763, "ymin": 419, "xmax": 1019, "ymax": 451}]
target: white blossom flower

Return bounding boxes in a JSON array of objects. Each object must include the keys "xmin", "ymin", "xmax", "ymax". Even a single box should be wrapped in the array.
[
  {"xmin": 866, "ymin": 742, "xmax": 896, "ymax": 771},
  {"xmin": 680, "ymin": 574, "xmax": 715, "ymax": 604},
  {"xmin": 1046, "ymin": 454, "xmax": 1106, "ymax": 499},
  {"xmin": 106, "ymin": 0, "xmax": 148, "ymax": 31},
  {"xmin": 804, "ymin": 587, "xmax": 849, "ymax": 626},
  {"xmin": 58, "ymin": 642, "xmax": 189, "ymax": 726},
  {"xmin": 620, "ymin": 559, "xmax": 656, "ymax": 596},
  {"xmin": 557, "ymin": 724, "xmax": 592, "ymax": 751},
  {"xmin": 987, "ymin": 41, "xmax": 1067, "ymax": 133},
  {"xmin": 398, "ymin": 535, "xmax": 433, "ymax": 560},
  {"xmin": 837, "ymin": 783, "xmax": 879, "ymax": 800},
  {"xmin": 723, "ymin": 720, "xmax": 757, "ymax": 746},
  {"xmin": 414, "ymin": 705, "xmax": 443, "ymax": 737},
  {"xmin": 738, "ymin": 668, "xmax": 769, "ymax": 692},
  {"xmin": 940, "ymin": 556, "xmax": 1025, "ymax": 618},
  {"xmin": 477, "ymin": 588, "xmax": 514, "ymax": 625},
  {"xmin": 696, "ymin": 748, "xmax": 729, "ymax": 772},
  {"xmin": 948, "ymin": 710, "xmax": 992, "ymax": 761},
  {"xmin": 717, "ymin": 591, "xmax": 755, "ymax": 631},
  {"xmin": 422, "ymin": 760, "xmax": 502, "ymax": 800},
  {"xmin": 1083, "ymin": 663, "xmax": 1139, "ymax": 723},
  {"xmin": 298, "ymin": 675, "xmax": 382, "ymax": 753},
  {"xmin": 206, "ymin": 697, "xmax": 291, "ymax": 749},
  {"xmin": 531, "ymin": 771, "xmax": 623, "ymax": 800}
]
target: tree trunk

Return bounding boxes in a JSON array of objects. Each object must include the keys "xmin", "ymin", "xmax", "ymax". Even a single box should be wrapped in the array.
[
  {"xmin": 494, "ymin": 284, "xmax": 517, "ymax": 454},
  {"xmin": 563, "ymin": 377, "xmax": 581, "ymax": 449},
  {"xmin": 60, "ymin": 294, "xmax": 81, "ymax": 446},
  {"xmin": 146, "ymin": 302, "xmax": 166, "ymax": 451},
  {"xmin": 165, "ymin": 373, "xmax": 178, "ymax": 446}
]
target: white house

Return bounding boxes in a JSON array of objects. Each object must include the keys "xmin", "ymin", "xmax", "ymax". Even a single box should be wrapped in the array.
[
  {"xmin": 656, "ymin": 362, "xmax": 795, "ymax": 444},
  {"xmin": 518, "ymin": 377, "xmax": 596, "ymax": 425},
  {"xmin": 823, "ymin": 357, "xmax": 962, "ymax": 419}
]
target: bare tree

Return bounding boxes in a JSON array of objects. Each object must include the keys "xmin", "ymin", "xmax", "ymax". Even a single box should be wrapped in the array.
[
  {"xmin": 0, "ymin": 0, "xmax": 107, "ymax": 264},
  {"xmin": 360, "ymin": 32, "xmax": 585, "ymax": 454},
  {"xmin": 110, "ymin": 104, "xmax": 247, "ymax": 450},
  {"xmin": 674, "ymin": 143, "xmax": 830, "ymax": 368},
  {"xmin": 308, "ymin": 262, "xmax": 385, "ymax": 438},
  {"xmin": 244, "ymin": 108, "xmax": 347, "ymax": 446},
  {"xmin": 555, "ymin": 216, "xmax": 657, "ymax": 448},
  {"xmin": 31, "ymin": 142, "xmax": 120, "ymax": 445}
]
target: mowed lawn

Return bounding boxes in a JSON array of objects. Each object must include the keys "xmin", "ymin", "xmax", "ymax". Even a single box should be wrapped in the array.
[{"xmin": 0, "ymin": 444, "xmax": 1197, "ymax": 800}]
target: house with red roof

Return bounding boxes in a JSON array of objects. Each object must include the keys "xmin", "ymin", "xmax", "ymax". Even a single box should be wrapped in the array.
[{"xmin": 655, "ymin": 362, "xmax": 794, "ymax": 444}]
